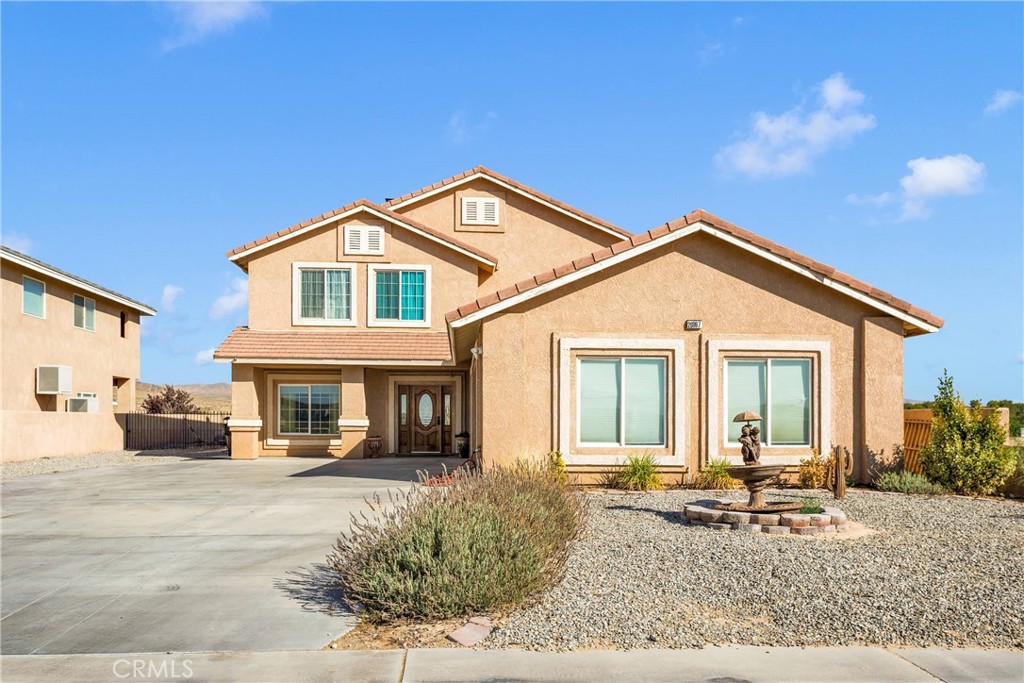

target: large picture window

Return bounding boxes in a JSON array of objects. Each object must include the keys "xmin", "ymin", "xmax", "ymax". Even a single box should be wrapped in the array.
[
  {"xmin": 369, "ymin": 265, "xmax": 430, "ymax": 326},
  {"xmin": 725, "ymin": 358, "xmax": 811, "ymax": 446},
  {"xmin": 292, "ymin": 263, "xmax": 355, "ymax": 325},
  {"xmin": 278, "ymin": 384, "xmax": 340, "ymax": 435},
  {"xmin": 578, "ymin": 357, "xmax": 666, "ymax": 447}
]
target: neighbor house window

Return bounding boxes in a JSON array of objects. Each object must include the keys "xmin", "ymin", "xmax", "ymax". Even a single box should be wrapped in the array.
[
  {"xmin": 368, "ymin": 265, "xmax": 430, "ymax": 326},
  {"xmin": 578, "ymin": 357, "xmax": 666, "ymax": 447},
  {"xmin": 74, "ymin": 295, "xmax": 96, "ymax": 331},
  {"xmin": 292, "ymin": 263, "xmax": 355, "ymax": 325},
  {"xmin": 725, "ymin": 359, "xmax": 811, "ymax": 446},
  {"xmin": 278, "ymin": 384, "xmax": 340, "ymax": 435},
  {"xmin": 22, "ymin": 276, "xmax": 45, "ymax": 318}
]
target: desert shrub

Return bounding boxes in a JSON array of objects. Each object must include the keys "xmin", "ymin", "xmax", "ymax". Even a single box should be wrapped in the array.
[
  {"xmin": 547, "ymin": 450, "xmax": 568, "ymax": 486},
  {"xmin": 142, "ymin": 385, "xmax": 198, "ymax": 414},
  {"xmin": 875, "ymin": 470, "xmax": 946, "ymax": 495},
  {"xmin": 689, "ymin": 458, "xmax": 741, "ymax": 490},
  {"xmin": 799, "ymin": 498, "xmax": 824, "ymax": 514},
  {"xmin": 921, "ymin": 371, "xmax": 1015, "ymax": 496},
  {"xmin": 612, "ymin": 454, "xmax": 665, "ymax": 491},
  {"xmin": 797, "ymin": 449, "xmax": 829, "ymax": 489},
  {"xmin": 328, "ymin": 463, "xmax": 585, "ymax": 622}
]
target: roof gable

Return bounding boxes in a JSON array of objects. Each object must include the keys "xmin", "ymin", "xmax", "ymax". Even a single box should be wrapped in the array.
[
  {"xmin": 383, "ymin": 166, "xmax": 631, "ymax": 240},
  {"xmin": 446, "ymin": 209, "xmax": 942, "ymax": 336},
  {"xmin": 226, "ymin": 199, "xmax": 498, "ymax": 270}
]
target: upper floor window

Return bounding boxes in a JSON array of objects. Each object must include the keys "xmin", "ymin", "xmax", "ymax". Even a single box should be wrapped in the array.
[
  {"xmin": 22, "ymin": 276, "xmax": 45, "ymax": 318},
  {"xmin": 74, "ymin": 295, "xmax": 96, "ymax": 331},
  {"xmin": 343, "ymin": 225, "xmax": 385, "ymax": 256},
  {"xmin": 461, "ymin": 197, "xmax": 500, "ymax": 226},
  {"xmin": 368, "ymin": 264, "xmax": 430, "ymax": 327},
  {"xmin": 725, "ymin": 358, "xmax": 811, "ymax": 447},
  {"xmin": 291, "ymin": 262, "xmax": 356, "ymax": 326},
  {"xmin": 578, "ymin": 356, "xmax": 667, "ymax": 447}
]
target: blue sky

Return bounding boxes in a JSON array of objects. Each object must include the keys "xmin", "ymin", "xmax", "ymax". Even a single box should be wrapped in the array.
[{"xmin": 3, "ymin": 2, "xmax": 1022, "ymax": 401}]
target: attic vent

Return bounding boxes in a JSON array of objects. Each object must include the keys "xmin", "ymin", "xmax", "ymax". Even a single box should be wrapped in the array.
[
  {"xmin": 343, "ymin": 225, "xmax": 385, "ymax": 256},
  {"xmin": 461, "ymin": 197, "xmax": 500, "ymax": 226}
]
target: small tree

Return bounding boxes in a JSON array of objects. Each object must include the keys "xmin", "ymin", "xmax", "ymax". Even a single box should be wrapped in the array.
[
  {"xmin": 921, "ymin": 371, "xmax": 1014, "ymax": 496},
  {"xmin": 142, "ymin": 385, "xmax": 198, "ymax": 414}
]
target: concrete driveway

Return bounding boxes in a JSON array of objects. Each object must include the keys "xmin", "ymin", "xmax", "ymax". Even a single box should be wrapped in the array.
[{"xmin": 1, "ymin": 455, "xmax": 461, "ymax": 655}]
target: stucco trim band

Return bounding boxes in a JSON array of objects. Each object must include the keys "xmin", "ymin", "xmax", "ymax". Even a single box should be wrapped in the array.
[
  {"xmin": 227, "ymin": 418, "xmax": 262, "ymax": 429},
  {"xmin": 338, "ymin": 418, "xmax": 370, "ymax": 428},
  {"xmin": 558, "ymin": 337, "xmax": 685, "ymax": 466},
  {"xmin": 706, "ymin": 338, "xmax": 831, "ymax": 466}
]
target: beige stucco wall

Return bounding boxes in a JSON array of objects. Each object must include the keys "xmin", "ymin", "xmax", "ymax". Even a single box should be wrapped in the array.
[
  {"xmin": 476, "ymin": 232, "xmax": 908, "ymax": 481},
  {"xmin": 1, "ymin": 260, "xmax": 143, "ymax": 460},
  {"xmin": 243, "ymin": 212, "xmax": 481, "ymax": 331},
  {"xmin": 394, "ymin": 178, "xmax": 623, "ymax": 293},
  {"xmin": 861, "ymin": 316, "xmax": 905, "ymax": 476}
]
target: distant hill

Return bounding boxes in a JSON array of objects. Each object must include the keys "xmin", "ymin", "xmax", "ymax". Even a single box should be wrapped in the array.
[{"xmin": 135, "ymin": 381, "xmax": 231, "ymax": 412}]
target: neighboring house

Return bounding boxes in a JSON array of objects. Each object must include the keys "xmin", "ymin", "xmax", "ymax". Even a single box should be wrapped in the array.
[
  {"xmin": 1, "ymin": 246, "xmax": 156, "ymax": 461},
  {"xmin": 215, "ymin": 167, "xmax": 942, "ymax": 482}
]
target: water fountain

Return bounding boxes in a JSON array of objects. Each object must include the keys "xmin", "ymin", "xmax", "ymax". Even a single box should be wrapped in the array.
[{"xmin": 714, "ymin": 411, "xmax": 802, "ymax": 514}]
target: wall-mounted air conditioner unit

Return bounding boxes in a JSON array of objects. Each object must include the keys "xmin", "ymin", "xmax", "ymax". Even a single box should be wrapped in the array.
[
  {"xmin": 36, "ymin": 366, "xmax": 73, "ymax": 395},
  {"xmin": 67, "ymin": 397, "xmax": 99, "ymax": 413}
]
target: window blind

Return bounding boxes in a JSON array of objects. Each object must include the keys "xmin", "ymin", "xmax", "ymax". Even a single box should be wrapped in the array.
[
  {"xmin": 726, "ymin": 360, "xmax": 766, "ymax": 442},
  {"xmin": 579, "ymin": 359, "xmax": 621, "ymax": 444},
  {"xmin": 624, "ymin": 358, "xmax": 666, "ymax": 445},
  {"xmin": 769, "ymin": 359, "xmax": 810, "ymax": 445}
]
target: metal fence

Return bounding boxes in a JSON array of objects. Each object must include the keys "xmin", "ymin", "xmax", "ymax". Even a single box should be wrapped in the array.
[{"xmin": 123, "ymin": 411, "xmax": 230, "ymax": 450}]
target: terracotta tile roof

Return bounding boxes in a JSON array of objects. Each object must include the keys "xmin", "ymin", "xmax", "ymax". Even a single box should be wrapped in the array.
[
  {"xmin": 225, "ymin": 198, "xmax": 497, "ymax": 267},
  {"xmin": 382, "ymin": 166, "xmax": 632, "ymax": 238},
  {"xmin": 446, "ymin": 209, "xmax": 944, "ymax": 332},
  {"xmin": 214, "ymin": 327, "xmax": 451, "ymax": 362}
]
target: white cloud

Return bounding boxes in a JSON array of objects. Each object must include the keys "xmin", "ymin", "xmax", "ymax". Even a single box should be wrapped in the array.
[
  {"xmin": 899, "ymin": 154, "xmax": 985, "ymax": 220},
  {"xmin": 845, "ymin": 192, "xmax": 894, "ymax": 207},
  {"xmin": 697, "ymin": 42, "xmax": 724, "ymax": 66},
  {"xmin": 194, "ymin": 347, "xmax": 216, "ymax": 365},
  {"xmin": 162, "ymin": 1, "xmax": 266, "ymax": 52},
  {"xmin": 2, "ymin": 231, "xmax": 35, "ymax": 255},
  {"xmin": 447, "ymin": 109, "xmax": 499, "ymax": 144},
  {"xmin": 715, "ymin": 73, "xmax": 876, "ymax": 179},
  {"xmin": 984, "ymin": 89, "xmax": 1022, "ymax": 116},
  {"xmin": 160, "ymin": 284, "xmax": 184, "ymax": 312},
  {"xmin": 208, "ymin": 277, "xmax": 248, "ymax": 319}
]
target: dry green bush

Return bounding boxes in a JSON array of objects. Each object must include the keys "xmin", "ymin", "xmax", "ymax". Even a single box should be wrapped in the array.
[
  {"xmin": 328, "ymin": 463, "xmax": 586, "ymax": 622},
  {"xmin": 798, "ymin": 448, "xmax": 830, "ymax": 489},
  {"xmin": 688, "ymin": 458, "xmax": 741, "ymax": 490},
  {"xmin": 612, "ymin": 453, "xmax": 665, "ymax": 491}
]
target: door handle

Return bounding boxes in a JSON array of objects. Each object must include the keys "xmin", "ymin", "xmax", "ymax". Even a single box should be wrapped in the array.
[{"xmin": 437, "ymin": 415, "xmax": 441, "ymax": 426}]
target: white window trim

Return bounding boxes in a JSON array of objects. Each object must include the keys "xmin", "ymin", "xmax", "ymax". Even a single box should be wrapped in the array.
[
  {"xmin": 73, "ymin": 294, "xmax": 96, "ymax": 332},
  {"xmin": 276, "ymin": 383, "xmax": 341, "ymax": 437},
  {"xmin": 461, "ymin": 196, "xmax": 500, "ymax": 226},
  {"xmin": 558, "ymin": 338, "xmax": 685, "ymax": 466},
  {"xmin": 722, "ymin": 358, "xmax": 812, "ymax": 449},
  {"xmin": 367, "ymin": 264, "xmax": 432, "ymax": 328},
  {"xmin": 707, "ymin": 338, "xmax": 831, "ymax": 466},
  {"xmin": 22, "ymin": 276, "xmax": 46, "ymax": 319},
  {"xmin": 343, "ymin": 224, "xmax": 385, "ymax": 256},
  {"xmin": 575, "ymin": 357, "xmax": 668, "ymax": 449},
  {"xmin": 291, "ymin": 262, "xmax": 357, "ymax": 327}
]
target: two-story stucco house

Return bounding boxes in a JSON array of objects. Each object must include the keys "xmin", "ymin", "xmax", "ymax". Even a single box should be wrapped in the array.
[
  {"xmin": 1, "ymin": 246, "xmax": 156, "ymax": 461},
  {"xmin": 215, "ymin": 167, "xmax": 942, "ymax": 482}
]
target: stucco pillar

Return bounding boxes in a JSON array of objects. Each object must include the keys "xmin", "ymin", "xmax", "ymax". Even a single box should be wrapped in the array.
[
  {"xmin": 338, "ymin": 366, "xmax": 368, "ymax": 458},
  {"xmin": 860, "ymin": 317, "xmax": 905, "ymax": 481},
  {"xmin": 228, "ymin": 363, "xmax": 261, "ymax": 460}
]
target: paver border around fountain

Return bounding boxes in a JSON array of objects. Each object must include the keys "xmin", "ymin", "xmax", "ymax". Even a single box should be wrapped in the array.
[{"xmin": 683, "ymin": 499, "xmax": 851, "ymax": 536}]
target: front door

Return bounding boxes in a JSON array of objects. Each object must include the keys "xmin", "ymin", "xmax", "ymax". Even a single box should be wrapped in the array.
[{"xmin": 396, "ymin": 384, "xmax": 453, "ymax": 454}]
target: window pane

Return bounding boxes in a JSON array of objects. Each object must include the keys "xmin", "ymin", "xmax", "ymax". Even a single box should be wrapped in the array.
[
  {"xmin": 624, "ymin": 358, "xmax": 666, "ymax": 445},
  {"xmin": 325, "ymin": 270, "xmax": 351, "ymax": 320},
  {"xmin": 23, "ymin": 278, "xmax": 44, "ymax": 317},
  {"xmin": 726, "ymin": 361, "xmax": 766, "ymax": 442},
  {"xmin": 400, "ymin": 271, "xmax": 425, "ymax": 321},
  {"xmin": 309, "ymin": 384, "xmax": 340, "ymax": 435},
  {"xmin": 74, "ymin": 295, "xmax": 86, "ymax": 328},
  {"xmin": 300, "ymin": 270, "xmax": 324, "ymax": 318},
  {"xmin": 279, "ymin": 386, "xmax": 309, "ymax": 434},
  {"xmin": 375, "ymin": 271, "xmax": 400, "ymax": 320},
  {"xmin": 84, "ymin": 298, "xmax": 95, "ymax": 330},
  {"xmin": 579, "ymin": 359, "xmax": 620, "ymax": 444},
  {"xmin": 770, "ymin": 360, "xmax": 810, "ymax": 445}
]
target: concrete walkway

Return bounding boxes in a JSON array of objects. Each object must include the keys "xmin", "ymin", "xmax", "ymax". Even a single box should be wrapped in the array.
[
  {"xmin": 1, "ymin": 647, "xmax": 1020, "ymax": 682},
  {"xmin": 1, "ymin": 456, "xmax": 461, "ymax": 655}
]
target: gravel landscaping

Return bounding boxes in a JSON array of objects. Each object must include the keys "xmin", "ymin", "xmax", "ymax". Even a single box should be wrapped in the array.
[
  {"xmin": 0, "ymin": 447, "xmax": 227, "ymax": 480},
  {"xmin": 488, "ymin": 488, "xmax": 1024, "ymax": 651}
]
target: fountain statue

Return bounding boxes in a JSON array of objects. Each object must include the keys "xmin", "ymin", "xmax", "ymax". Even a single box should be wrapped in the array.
[{"xmin": 715, "ymin": 411, "xmax": 801, "ymax": 514}]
